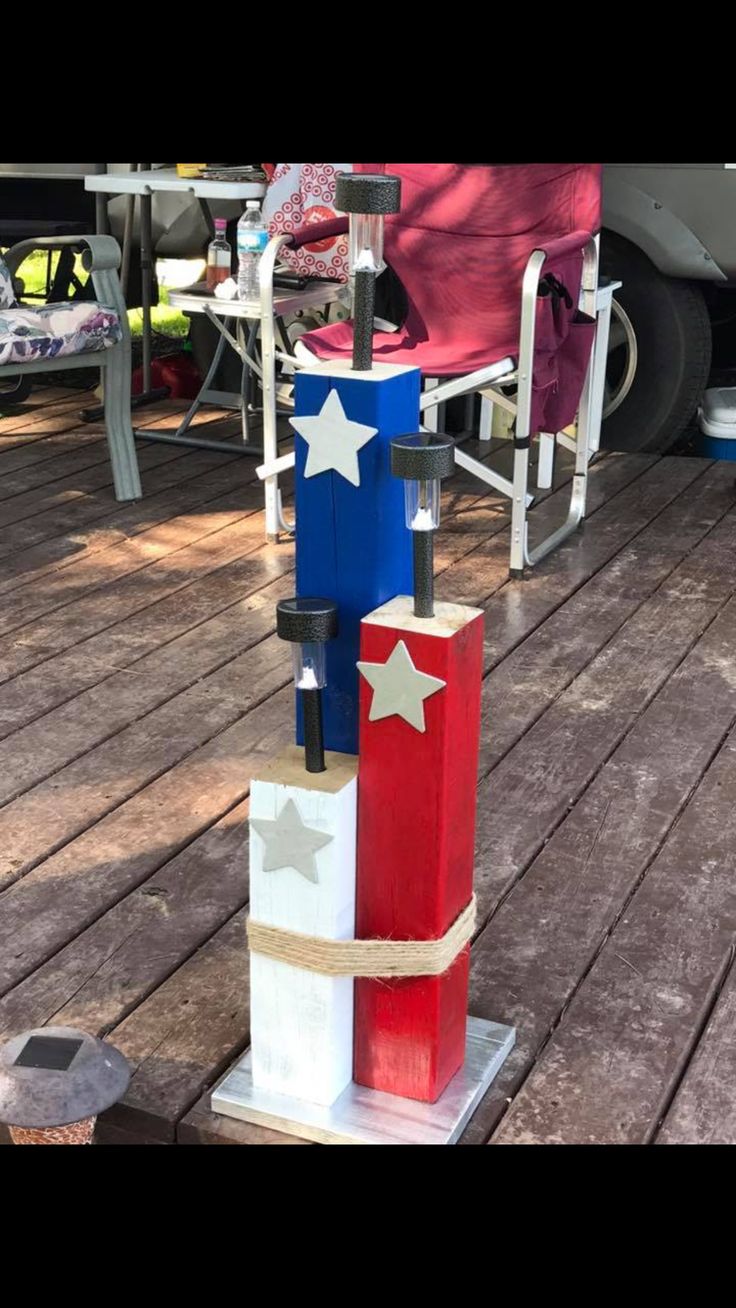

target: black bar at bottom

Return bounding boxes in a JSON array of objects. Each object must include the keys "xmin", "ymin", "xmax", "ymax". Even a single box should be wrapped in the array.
[
  {"xmin": 413, "ymin": 531, "xmax": 435, "ymax": 619},
  {"xmin": 128, "ymin": 429, "xmax": 262, "ymax": 455},
  {"xmin": 80, "ymin": 386, "xmax": 170, "ymax": 424},
  {"xmin": 302, "ymin": 687, "xmax": 326, "ymax": 773}
]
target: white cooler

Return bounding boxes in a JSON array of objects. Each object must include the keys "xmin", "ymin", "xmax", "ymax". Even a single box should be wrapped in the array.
[{"xmin": 698, "ymin": 386, "xmax": 736, "ymax": 459}]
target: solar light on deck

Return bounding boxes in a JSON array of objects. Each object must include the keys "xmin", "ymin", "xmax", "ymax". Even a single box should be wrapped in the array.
[
  {"xmin": 334, "ymin": 172, "xmax": 402, "ymax": 372},
  {"xmin": 0, "ymin": 1026, "xmax": 131, "ymax": 1145},
  {"xmin": 391, "ymin": 433, "xmax": 455, "ymax": 619},
  {"xmin": 277, "ymin": 597, "xmax": 339, "ymax": 774}
]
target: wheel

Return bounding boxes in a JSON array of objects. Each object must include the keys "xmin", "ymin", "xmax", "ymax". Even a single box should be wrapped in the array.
[{"xmin": 600, "ymin": 232, "xmax": 712, "ymax": 454}]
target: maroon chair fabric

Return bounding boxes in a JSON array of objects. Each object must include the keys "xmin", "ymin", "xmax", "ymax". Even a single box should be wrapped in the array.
[{"xmin": 300, "ymin": 163, "xmax": 602, "ymax": 433}]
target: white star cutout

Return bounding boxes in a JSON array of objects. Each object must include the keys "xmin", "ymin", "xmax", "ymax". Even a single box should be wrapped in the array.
[
  {"xmin": 250, "ymin": 798, "xmax": 333, "ymax": 884},
  {"xmin": 357, "ymin": 639, "xmax": 446, "ymax": 733},
  {"xmin": 289, "ymin": 389, "xmax": 377, "ymax": 487}
]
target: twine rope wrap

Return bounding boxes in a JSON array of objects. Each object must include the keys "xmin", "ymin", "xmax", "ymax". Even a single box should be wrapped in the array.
[{"xmin": 246, "ymin": 895, "xmax": 476, "ymax": 978}]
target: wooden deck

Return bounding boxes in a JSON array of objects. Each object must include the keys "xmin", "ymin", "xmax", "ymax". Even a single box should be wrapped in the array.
[{"xmin": 1, "ymin": 383, "xmax": 735, "ymax": 1147}]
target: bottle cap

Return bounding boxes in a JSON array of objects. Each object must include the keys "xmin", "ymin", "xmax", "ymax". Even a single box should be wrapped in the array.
[
  {"xmin": 246, "ymin": 200, "xmax": 260, "ymax": 209},
  {"xmin": 214, "ymin": 218, "xmax": 227, "ymax": 231}
]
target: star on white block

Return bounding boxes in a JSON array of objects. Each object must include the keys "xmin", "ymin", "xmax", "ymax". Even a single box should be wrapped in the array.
[
  {"xmin": 250, "ymin": 798, "xmax": 333, "ymax": 884},
  {"xmin": 289, "ymin": 390, "xmax": 377, "ymax": 487},
  {"xmin": 357, "ymin": 639, "xmax": 446, "ymax": 733}
]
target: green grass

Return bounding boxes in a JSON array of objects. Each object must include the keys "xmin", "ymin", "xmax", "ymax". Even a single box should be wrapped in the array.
[{"xmin": 2, "ymin": 248, "xmax": 190, "ymax": 340}]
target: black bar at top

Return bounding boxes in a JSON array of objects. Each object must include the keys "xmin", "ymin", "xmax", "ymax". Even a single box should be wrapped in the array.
[{"xmin": 352, "ymin": 270, "xmax": 375, "ymax": 372}]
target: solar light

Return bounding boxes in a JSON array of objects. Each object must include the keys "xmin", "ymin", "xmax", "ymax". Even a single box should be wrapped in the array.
[
  {"xmin": 391, "ymin": 433, "xmax": 455, "ymax": 619},
  {"xmin": 334, "ymin": 172, "xmax": 402, "ymax": 372},
  {"xmin": 277, "ymin": 597, "xmax": 339, "ymax": 774},
  {"xmin": 0, "ymin": 1026, "xmax": 131, "ymax": 1145}
]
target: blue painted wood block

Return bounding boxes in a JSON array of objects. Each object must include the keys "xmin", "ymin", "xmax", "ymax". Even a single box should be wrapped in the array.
[{"xmin": 294, "ymin": 362, "xmax": 420, "ymax": 755}]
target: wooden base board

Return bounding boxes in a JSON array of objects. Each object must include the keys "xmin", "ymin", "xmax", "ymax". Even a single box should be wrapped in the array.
[{"xmin": 211, "ymin": 1017, "xmax": 515, "ymax": 1145}]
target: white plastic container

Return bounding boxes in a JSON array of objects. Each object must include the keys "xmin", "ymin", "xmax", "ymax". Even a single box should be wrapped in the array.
[{"xmin": 697, "ymin": 387, "xmax": 736, "ymax": 460}]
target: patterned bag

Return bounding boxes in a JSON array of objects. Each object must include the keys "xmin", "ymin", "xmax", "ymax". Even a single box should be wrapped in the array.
[{"xmin": 262, "ymin": 163, "xmax": 352, "ymax": 282}]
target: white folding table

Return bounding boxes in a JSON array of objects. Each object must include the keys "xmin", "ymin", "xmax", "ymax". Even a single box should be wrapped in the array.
[
  {"xmin": 84, "ymin": 167, "xmax": 265, "ymax": 416},
  {"xmin": 166, "ymin": 277, "xmax": 344, "ymax": 538}
]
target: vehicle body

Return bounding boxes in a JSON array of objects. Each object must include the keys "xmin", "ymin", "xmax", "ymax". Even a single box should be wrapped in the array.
[{"xmin": 601, "ymin": 163, "xmax": 736, "ymax": 452}]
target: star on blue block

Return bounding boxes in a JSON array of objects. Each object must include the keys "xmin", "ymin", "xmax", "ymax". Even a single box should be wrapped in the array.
[{"xmin": 290, "ymin": 390, "xmax": 378, "ymax": 487}]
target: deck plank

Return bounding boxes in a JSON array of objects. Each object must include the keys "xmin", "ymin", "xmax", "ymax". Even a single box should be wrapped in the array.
[
  {"xmin": 0, "ymin": 486, "xmax": 287, "ymax": 683},
  {"xmin": 0, "ymin": 682, "xmax": 293, "ymax": 997},
  {"xmin": 0, "ymin": 800, "xmax": 250, "ymax": 1041},
  {"xmin": 0, "ymin": 449, "xmax": 262, "ymax": 599},
  {"xmin": 132, "ymin": 465, "xmax": 736, "ymax": 1145},
  {"xmin": 477, "ymin": 459, "xmax": 736, "ymax": 773},
  {"xmin": 2, "ymin": 389, "xmax": 735, "ymax": 1147},
  {"xmin": 459, "ymin": 587, "xmax": 736, "ymax": 1142},
  {"xmin": 656, "ymin": 953, "xmax": 736, "ymax": 1145},
  {"xmin": 491, "ymin": 713, "xmax": 736, "ymax": 1145}
]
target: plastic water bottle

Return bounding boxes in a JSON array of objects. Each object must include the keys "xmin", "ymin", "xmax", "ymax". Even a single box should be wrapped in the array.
[{"xmin": 237, "ymin": 200, "xmax": 268, "ymax": 300}]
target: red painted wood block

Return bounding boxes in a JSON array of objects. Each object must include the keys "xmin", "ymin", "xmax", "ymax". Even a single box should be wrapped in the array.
[{"xmin": 355, "ymin": 595, "xmax": 484, "ymax": 1102}]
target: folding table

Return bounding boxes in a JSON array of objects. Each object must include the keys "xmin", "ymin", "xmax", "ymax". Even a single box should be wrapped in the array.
[{"xmin": 84, "ymin": 167, "xmax": 265, "ymax": 423}]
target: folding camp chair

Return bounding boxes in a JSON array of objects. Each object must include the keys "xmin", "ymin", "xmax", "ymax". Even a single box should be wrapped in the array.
[{"xmin": 262, "ymin": 163, "xmax": 615, "ymax": 575}]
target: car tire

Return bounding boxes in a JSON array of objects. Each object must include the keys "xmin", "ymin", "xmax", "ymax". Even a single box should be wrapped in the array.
[{"xmin": 599, "ymin": 231, "xmax": 712, "ymax": 454}]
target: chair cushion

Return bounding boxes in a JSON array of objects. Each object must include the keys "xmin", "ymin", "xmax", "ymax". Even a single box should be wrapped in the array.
[
  {"xmin": 0, "ymin": 300, "xmax": 122, "ymax": 367},
  {"xmin": 0, "ymin": 258, "xmax": 16, "ymax": 310}
]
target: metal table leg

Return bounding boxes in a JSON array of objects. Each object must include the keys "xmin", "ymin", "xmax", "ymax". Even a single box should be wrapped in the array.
[
  {"xmin": 81, "ymin": 164, "xmax": 168, "ymax": 424},
  {"xmin": 132, "ymin": 311, "xmax": 266, "ymax": 456},
  {"xmin": 137, "ymin": 168, "xmax": 169, "ymax": 407}
]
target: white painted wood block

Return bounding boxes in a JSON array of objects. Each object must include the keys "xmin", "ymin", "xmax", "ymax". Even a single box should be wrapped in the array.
[{"xmin": 249, "ymin": 745, "xmax": 358, "ymax": 1107}]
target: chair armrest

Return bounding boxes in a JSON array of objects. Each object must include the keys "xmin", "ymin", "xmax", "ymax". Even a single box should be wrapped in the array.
[
  {"xmin": 534, "ymin": 230, "xmax": 595, "ymax": 264},
  {"xmin": 285, "ymin": 216, "xmax": 349, "ymax": 251},
  {"xmin": 3, "ymin": 234, "xmax": 122, "ymax": 281},
  {"xmin": 3, "ymin": 234, "xmax": 129, "ymax": 345}
]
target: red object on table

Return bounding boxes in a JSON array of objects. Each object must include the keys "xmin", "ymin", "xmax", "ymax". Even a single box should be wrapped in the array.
[
  {"xmin": 131, "ymin": 353, "xmax": 201, "ymax": 399},
  {"xmin": 354, "ymin": 600, "xmax": 484, "ymax": 1103}
]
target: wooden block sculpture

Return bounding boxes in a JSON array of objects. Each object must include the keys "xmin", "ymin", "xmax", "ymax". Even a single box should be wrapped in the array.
[
  {"xmin": 291, "ymin": 361, "xmax": 417, "ymax": 755},
  {"xmin": 211, "ymin": 171, "xmax": 514, "ymax": 1144},
  {"xmin": 355, "ymin": 594, "xmax": 483, "ymax": 1101},
  {"xmin": 249, "ymin": 745, "xmax": 358, "ymax": 1106}
]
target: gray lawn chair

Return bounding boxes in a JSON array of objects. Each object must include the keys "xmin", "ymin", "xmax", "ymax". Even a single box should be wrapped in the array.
[{"xmin": 0, "ymin": 235, "xmax": 141, "ymax": 501}]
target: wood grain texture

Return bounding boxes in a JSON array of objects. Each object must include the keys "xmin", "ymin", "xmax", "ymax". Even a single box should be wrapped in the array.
[
  {"xmin": 3, "ymin": 391, "xmax": 735, "ymax": 1146},
  {"xmin": 656, "ymin": 953, "xmax": 736, "ymax": 1145},
  {"xmin": 0, "ymin": 400, "xmax": 246, "ymax": 565},
  {"xmin": 0, "ymin": 447, "xmax": 252, "ymax": 598},
  {"xmin": 101, "ymin": 910, "xmax": 252, "ymax": 1143},
  {"xmin": 461, "ymin": 587, "xmax": 736, "ymax": 1143},
  {"xmin": 0, "ymin": 800, "xmax": 251, "ymax": 1042},
  {"xmin": 0, "ymin": 684, "xmax": 293, "ymax": 994},
  {"xmin": 249, "ymin": 751, "xmax": 358, "ymax": 1105},
  {"xmin": 178, "ymin": 1101, "xmax": 308, "ymax": 1145},
  {"xmin": 471, "ymin": 497, "xmax": 736, "ymax": 930},
  {"xmin": 0, "ymin": 494, "xmax": 289, "ymax": 697},
  {"xmin": 355, "ymin": 597, "xmax": 484, "ymax": 1102},
  {"xmin": 491, "ymin": 721, "xmax": 736, "ymax": 1145},
  {"xmin": 293, "ymin": 363, "xmax": 418, "ymax": 754}
]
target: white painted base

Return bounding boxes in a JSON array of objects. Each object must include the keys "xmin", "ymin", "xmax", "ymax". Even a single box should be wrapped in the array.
[
  {"xmin": 211, "ymin": 1017, "xmax": 515, "ymax": 1145},
  {"xmin": 249, "ymin": 747, "xmax": 358, "ymax": 1108}
]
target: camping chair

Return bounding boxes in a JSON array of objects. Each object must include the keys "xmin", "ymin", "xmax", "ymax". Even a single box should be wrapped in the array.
[
  {"xmin": 263, "ymin": 163, "xmax": 613, "ymax": 575},
  {"xmin": 0, "ymin": 235, "xmax": 141, "ymax": 500}
]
